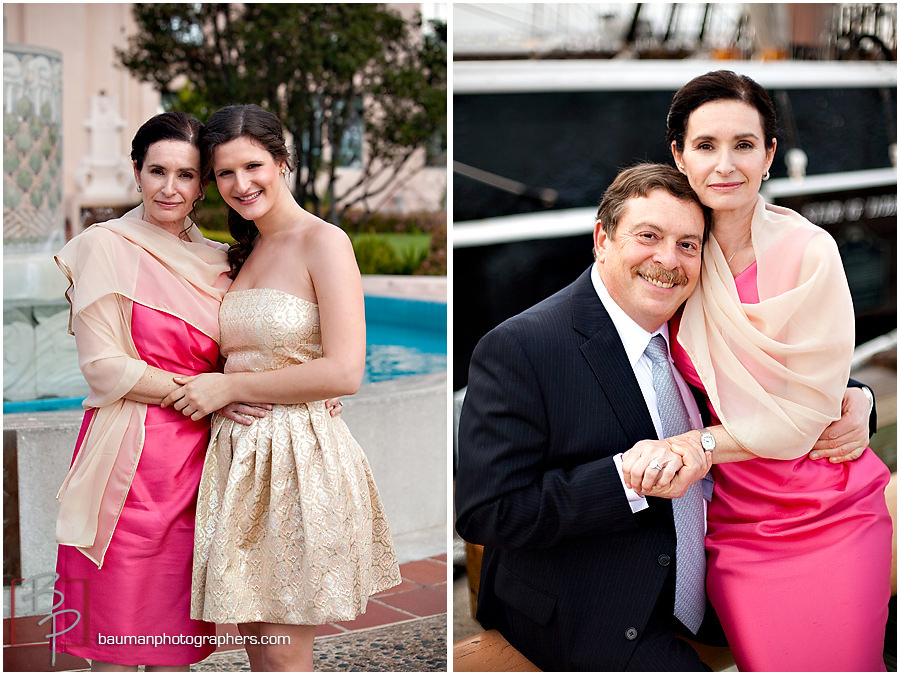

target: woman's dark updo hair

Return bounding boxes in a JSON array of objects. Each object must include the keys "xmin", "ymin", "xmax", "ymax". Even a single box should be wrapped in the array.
[
  {"xmin": 130, "ymin": 111, "xmax": 203, "ymax": 170},
  {"xmin": 201, "ymin": 104, "xmax": 294, "ymax": 279},
  {"xmin": 666, "ymin": 70, "xmax": 778, "ymax": 154},
  {"xmin": 130, "ymin": 112, "xmax": 204, "ymax": 232}
]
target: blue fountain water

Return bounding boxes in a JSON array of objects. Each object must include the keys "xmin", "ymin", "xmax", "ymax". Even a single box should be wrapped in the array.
[
  {"xmin": 3, "ymin": 295, "xmax": 447, "ymax": 413},
  {"xmin": 364, "ymin": 295, "xmax": 447, "ymax": 383}
]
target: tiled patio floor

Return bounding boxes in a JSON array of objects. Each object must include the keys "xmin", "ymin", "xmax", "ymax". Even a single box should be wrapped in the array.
[{"xmin": 3, "ymin": 554, "xmax": 447, "ymax": 672}]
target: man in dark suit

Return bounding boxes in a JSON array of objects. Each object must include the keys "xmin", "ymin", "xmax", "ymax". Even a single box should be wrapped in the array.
[
  {"xmin": 455, "ymin": 163, "xmax": 714, "ymax": 671},
  {"xmin": 454, "ymin": 162, "xmax": 876, "ymax": 671}
]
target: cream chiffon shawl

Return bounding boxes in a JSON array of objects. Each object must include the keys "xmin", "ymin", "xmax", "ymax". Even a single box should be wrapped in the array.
[
  {"xmin": 54, "ymin": 206, "xmax": 230, "ymax": 567},
  {"xmin": 677, "ymin": 195, "xmax": 855, "ymax": 460}
]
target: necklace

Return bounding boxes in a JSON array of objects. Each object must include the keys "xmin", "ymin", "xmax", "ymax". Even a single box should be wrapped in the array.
[{"xmin": 726, "ymin": 238, "xmax": 752, "ymax": 264}]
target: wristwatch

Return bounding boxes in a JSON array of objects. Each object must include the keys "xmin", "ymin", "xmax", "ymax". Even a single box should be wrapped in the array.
[{"xmin": 700, "ymin": 428, "xmax": 716, "ymax": 452}]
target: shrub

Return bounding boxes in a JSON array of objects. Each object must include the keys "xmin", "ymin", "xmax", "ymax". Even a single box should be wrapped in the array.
[
  {"xmin": 199, "ymin": 227, "xmax": 233, "ymax": 245},
  {"xmin": 397, "ymin": 246, "xmax": 428, "ymax": 274},
  {"xmin": 340, "ymin": 209, "xmax": 445, "ymax": 235},
  {"xmin": 353, "ymin": 235, "xmax": 402, "ymax": 275},
  {"xmin": 416, "ymin": 221, "xmax": 447, "ymax": 276}
]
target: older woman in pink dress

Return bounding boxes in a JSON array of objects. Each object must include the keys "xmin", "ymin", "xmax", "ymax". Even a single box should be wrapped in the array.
[
  {"xmin": 627, "ymin": 71, "xmax": 891, "ymax": 671},
  {"xmin": 51, "ymin": 112, "xmax": 272, "ymax": 671}
]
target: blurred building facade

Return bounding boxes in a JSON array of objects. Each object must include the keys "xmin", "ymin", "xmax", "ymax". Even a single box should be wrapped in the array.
[
  {"xmin": 3, "ymin": 2, "xmax": 446, "ymax": 231},
  {"xmin": 4, "ymin": 3, "xmax": 160, "ymax": 232}
]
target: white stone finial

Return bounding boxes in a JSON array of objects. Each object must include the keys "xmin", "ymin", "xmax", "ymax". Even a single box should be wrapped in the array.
[{"xmin": 74, "ymin": 92, "xmax": 135, "ymax": 205}]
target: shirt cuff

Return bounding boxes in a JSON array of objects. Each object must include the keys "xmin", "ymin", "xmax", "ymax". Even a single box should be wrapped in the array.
[
  {"xmin": 614, "ymin": 453, "xmax": 649, "ymax": 513},
  {"xmin": 860, "ymin": 385, "xmax": 875, "ymax": 416}
]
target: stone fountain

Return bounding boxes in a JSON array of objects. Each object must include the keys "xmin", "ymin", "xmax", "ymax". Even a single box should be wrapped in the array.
[
  {"xmin": 3, "ymin": 43, "xmax": 79, "ymax": 403},
  {"xmin": 4, "ymin": 44, "xmax": 137, "ymax": 405}
]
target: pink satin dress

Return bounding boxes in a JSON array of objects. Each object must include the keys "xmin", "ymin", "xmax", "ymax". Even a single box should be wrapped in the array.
[
  {"xmin": 54, "ymin": 302, "xmax": 217, "ymax": 665},
  {"xmin": 671, "ymin": 262, "xmax": 892, "ymax": 672}
]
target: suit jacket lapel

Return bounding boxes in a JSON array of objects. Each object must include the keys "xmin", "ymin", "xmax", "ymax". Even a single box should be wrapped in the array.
[{"xmin": 570, "ymin": 268, "xmax": 658, "ymax": 443}]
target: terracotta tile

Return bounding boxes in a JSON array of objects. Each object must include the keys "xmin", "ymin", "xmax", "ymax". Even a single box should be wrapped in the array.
[
  {"xmin": 4, "ymin": 614, "xmax": 90, "ymax": 651},
  {"xmin": 431, "ymin": 553, "xmax": 448, "ymax": 562},
  {"xmin": 5, "ymin": 614, "xmax": 52, "ymax": 647},
  {"xmin": 314, "ymin": 624, "xmax": 343, "ymax": 637},
  {"xmin": 3, "ymin": 643, "xmax": 89, "ymax": 671},
  {"xmin": 334, "ymin": 601, "xmax": 412, "ymax": 630},
  {"xmin": 399, "ymin": 559, "xmax": 447, "ymax": 587},
  {"xmin": 377, "ymin": 587, "xmax": 446, "ymax": 618},
  {"xmin": 375, "ymin": 578, "xmax": 419, "ymax": 595}
]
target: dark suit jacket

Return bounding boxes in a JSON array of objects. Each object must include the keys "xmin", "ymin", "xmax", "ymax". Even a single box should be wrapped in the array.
[{"xmin": 455, "ymin": 266, "xmax": 691, "ymax": 671}]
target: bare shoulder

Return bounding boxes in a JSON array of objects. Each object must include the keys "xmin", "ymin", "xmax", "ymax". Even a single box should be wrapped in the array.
[
  {"xmin": 305, "ymin": 216, "xmax": 351, "ymax": 245},
  {"xmin": 289, "ymin": 216, "xmax": 353, "ymax": 258},
  {"xmin": 299, "ymin": 218, "xmax": 361, "ymax": 293}
]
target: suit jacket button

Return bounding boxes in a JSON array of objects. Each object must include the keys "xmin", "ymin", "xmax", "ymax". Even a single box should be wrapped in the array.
[
  {"xmin": 658, "ymin": 554, "xmax": 671, "ymax": 567},
  {"xmin": 625, "ymin": 627, "xmax": 638, "ymax": 641}
]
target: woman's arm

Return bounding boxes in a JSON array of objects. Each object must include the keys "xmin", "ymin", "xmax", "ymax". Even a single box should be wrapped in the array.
[
  {"xmin": 635, "ymin": 383, "xmax": 874, "ymax": 487},
  {"xmin": 73, "ymin": 296, "xmax": 153, "ymax": 405},
  {"xmin": 695, "ymin": 385, "xmax": 872, "ymax": 465},
  {"xmin": 677, "ymin": 427, "xmax": 753, "ymax": 464},
  {"xmin": 76, "ymin": 293, "xmax": 270, "ymax": 425},
  {"xmin": 162, "ymin": 226, "xmax": 366, "ymax": 419},
  {"xmin": 124, "ymin": 364, "xmax": 184, "ymax": 404},
  {"xmin": 75, "ymin": 292, "xmax": 219, "ymax": 407}
]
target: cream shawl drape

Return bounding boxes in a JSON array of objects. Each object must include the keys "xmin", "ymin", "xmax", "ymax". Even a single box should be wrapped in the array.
[
  {"xmin": 677, "ymin": 195, "xmax": 855, "ymax": 460},
  {"xmin": 54, "ymin": 206, "xmax": 230, "ymax": 567}
]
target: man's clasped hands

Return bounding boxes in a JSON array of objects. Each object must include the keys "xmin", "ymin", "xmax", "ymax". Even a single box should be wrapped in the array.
[{"xmin": 621, "ymin": 431, "xmax": 711, "ymax": 499}]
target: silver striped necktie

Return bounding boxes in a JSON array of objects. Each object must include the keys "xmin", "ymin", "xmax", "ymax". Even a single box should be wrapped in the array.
[{"xmin": 644, "ymin": 333, "xmax": 706, "ymax": 634}]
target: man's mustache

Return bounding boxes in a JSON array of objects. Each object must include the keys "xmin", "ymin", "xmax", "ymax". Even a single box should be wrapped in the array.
[{"xmin": 633, "ymin": 264, "xmax": 689, "ymax": 287}]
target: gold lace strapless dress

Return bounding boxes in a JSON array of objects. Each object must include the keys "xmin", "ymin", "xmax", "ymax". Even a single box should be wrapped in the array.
[{"xmin": 191, "ymin": 288, "xmax": 401, "ymax": 624}]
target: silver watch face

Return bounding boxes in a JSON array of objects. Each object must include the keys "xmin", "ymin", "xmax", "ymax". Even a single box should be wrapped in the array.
[{"xmin": 701, "ymin": 431, "xmax": 715, "ymax": 451}]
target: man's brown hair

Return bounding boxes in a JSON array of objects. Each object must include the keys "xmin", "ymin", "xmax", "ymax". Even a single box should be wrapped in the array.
[{"xmin": 595, "ymin": 163, "xmax": 709, "ymax": 242}]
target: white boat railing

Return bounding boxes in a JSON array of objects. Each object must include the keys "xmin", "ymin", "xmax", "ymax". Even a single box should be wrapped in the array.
[{"xmin": 453, "ymin": 59, "xmax": 898, "ymax": 94}]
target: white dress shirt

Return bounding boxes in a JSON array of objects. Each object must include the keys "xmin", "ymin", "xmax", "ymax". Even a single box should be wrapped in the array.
[{"xmin": 590, "ymin": 263, "xmax": 703, "ymax": 513}]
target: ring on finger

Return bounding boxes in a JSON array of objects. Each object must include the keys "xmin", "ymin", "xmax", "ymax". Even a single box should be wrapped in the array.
[{"xmin": 649, "ymin": 459, "xmax": 663, "ymax": 471}]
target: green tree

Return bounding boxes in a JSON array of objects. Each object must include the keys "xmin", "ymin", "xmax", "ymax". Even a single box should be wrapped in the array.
[{"xmin": 117, "ymin": 3, "xmax": 446, "ymax": 225}]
